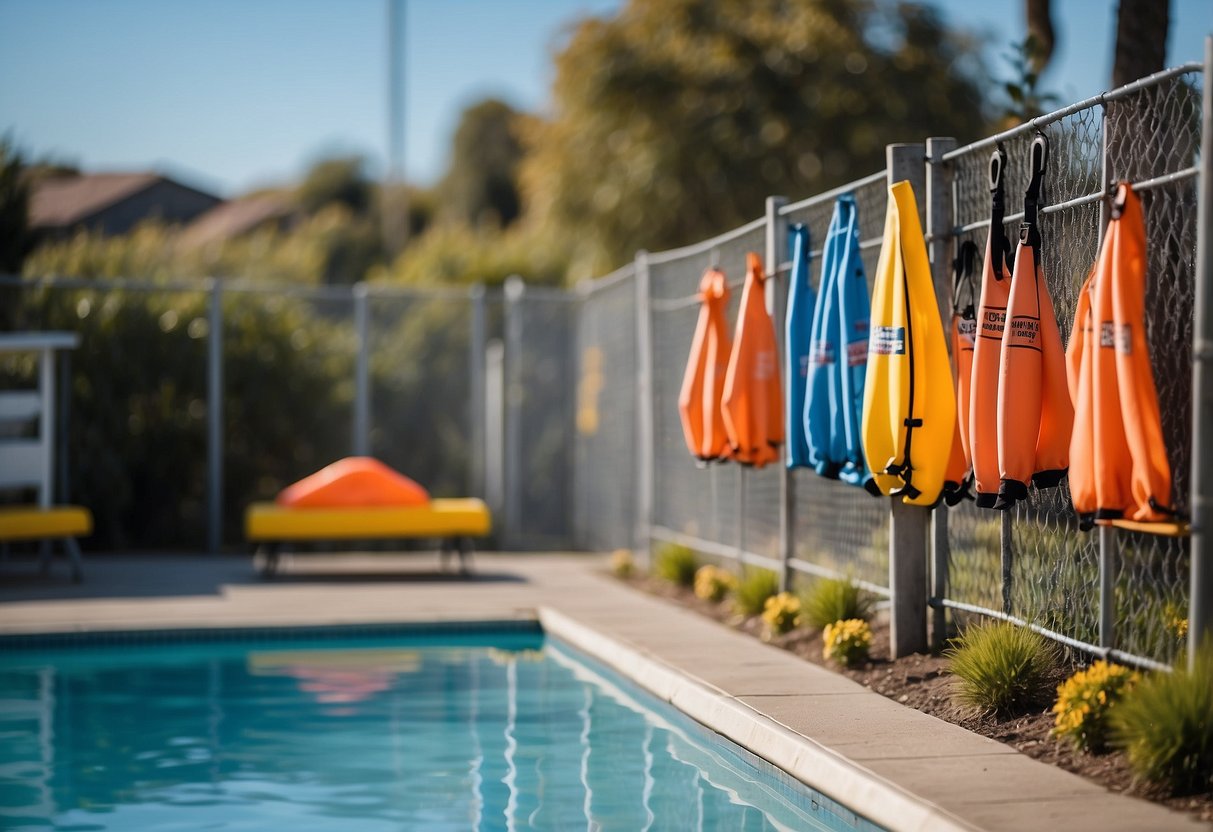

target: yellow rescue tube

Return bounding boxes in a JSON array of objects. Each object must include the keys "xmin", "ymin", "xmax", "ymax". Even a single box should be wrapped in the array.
[{"xmin": 861, "ymin": 181, "xmax": 956, "ymax": 506}]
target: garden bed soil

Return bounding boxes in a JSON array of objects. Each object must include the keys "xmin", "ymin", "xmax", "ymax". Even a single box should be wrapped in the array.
[{"xmin": 624, "ymin": 573, "xmax": 1213, "ymax": 824}]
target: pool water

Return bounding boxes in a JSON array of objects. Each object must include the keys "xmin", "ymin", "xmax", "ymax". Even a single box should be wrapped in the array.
[{"xmin": 0, "ymin": 627, "xmax": 880, "ymax": 831}]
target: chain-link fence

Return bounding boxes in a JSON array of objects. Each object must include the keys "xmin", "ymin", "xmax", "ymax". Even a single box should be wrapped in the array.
[
  {"xmin": 3, "ymin": 59, "xmax": 1209, "ymax": 668},
  {"xmin": 934, "ymin": 64, "xmax": 1203, "ymax": 669},
  {"xmin": 572, "ymin": 265, "xmax": 638, "ymax": 553},
  {"xmin": 779, "ymin": 171, "xmax": 891, "ymax": 593}
]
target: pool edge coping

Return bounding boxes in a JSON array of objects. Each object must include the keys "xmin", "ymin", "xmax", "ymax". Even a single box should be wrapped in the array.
[{"xmin": 537, "ymin": 605, "xmax": 978, "ymax": 832}]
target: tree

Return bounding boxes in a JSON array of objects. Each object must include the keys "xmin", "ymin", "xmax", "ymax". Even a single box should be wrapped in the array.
[
  {"xmin": 1111, "ymin": 0, "xmax": 1168, "ymax": 87},
  {"xmin": 296, "ymin": 155, "xmax": 374, "ymax": 216},
  {"xmin": 521, "ymin": 0, "xmax": 990, "ymax": 273},
  {"xmin": 0, "ymin": 137, "xmax": 31, "ymax": 273},
  {"xmin": 440, "ymin": 98, "xmax": 525, "ymax": 228},
  {"xmin": 1024, "ymin": 0, "xmax": 1169, "ymax": 88}
]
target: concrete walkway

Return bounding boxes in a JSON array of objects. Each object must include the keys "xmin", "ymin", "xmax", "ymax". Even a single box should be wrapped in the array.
[{"xmin": 0, "ymin": 552, "xmax": 1205, "ymax": 831}]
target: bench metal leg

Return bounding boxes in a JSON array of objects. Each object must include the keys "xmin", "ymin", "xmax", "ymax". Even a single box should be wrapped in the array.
[
  {"xmin": 256, "ymin": 543, "xmax": 280, "ymax": 578},
  {"xmin": 38, "ymin": 539, "xmax": 52, "ymax": 576},
  {"xmin": 63, "ymin": 536, "xmax": 84, "ymax": 583},
  {"xmin": 458, "ymin": 537, "xmax": 474, "ymax": 575}
]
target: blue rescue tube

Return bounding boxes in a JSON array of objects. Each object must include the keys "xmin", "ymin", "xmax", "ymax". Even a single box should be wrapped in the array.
[
  {"xmin": 783, "ymin": 224, "xmax": 815, "ymax": 468},
  {"xmin": 833, "ymin": 196, "xmax": 873, "ymax": 488},
  {"xmin": 804, "ymin": 211, "xmax": 842, "ymax": 478}
]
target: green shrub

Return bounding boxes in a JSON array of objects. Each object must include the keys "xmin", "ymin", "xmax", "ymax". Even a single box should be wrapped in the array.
[
  {"xmin": 693, "ymin": 565, "xmax": 736, "ymax": 602},
  {"xmin": 946, "ymin": 621, "xmax": 1059, "ymax": 716},
  {"xmin": 761, "ymin": 592, "xmax": 802, "ymax": 636},
  {"xmin": 732, "ymin": 569, "xmax": 780, "ymax": 616},
  {"xmin": 653, "ymin": 543, "xmax": 698, "ymax": 587},
  {"xmin": 823, "ymin": 618, "xmax": 873, "ymax": 666},
  {"xmin": 1051, "ymin": 661, "xmax": 1139, "ymax": 753},
  {"xmin": 800, "ymin": 577, "xmax": 873, "ymax": 631},
  {"xmin": 1110, "ymin": 651, "xmax": 1213, "ymax": 794}
]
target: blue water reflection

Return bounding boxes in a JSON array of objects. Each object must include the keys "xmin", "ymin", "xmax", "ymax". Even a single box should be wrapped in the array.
[{"xmin": 0, "ymin": 632, "xmax": 877, "ymax": 831}]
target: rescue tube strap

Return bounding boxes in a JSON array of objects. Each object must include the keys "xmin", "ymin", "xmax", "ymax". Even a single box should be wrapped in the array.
[
  {"xmin": 952, "ymin": 240, "xmax": 980, "ymax": 317},
  {"xmin": 989, "ymin": 144, "xmax": 1013, "ymax": 281},
  {"xmin": 1021, "ymin": 133, "xmax": 1048, "ymax": 251}
]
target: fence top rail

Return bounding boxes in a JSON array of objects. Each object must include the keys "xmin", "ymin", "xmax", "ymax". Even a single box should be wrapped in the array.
[
  {"xmin": 646, "ymin": 215, "xmax": 767, "ymax": 266},
  {"xmin": 0, "ymin": 273, "xmax": 508, "ymax": 303},
  {"xmin": 779, "ymin": 169, "xmax": 888, "ymax": 216},
  {"xmin": 580, "ymin": 262, "xmax": 635, "ymax": 296},
  {"xmin": 941, "ymin": 61, "xmax": 1203, "ymax": 163}
]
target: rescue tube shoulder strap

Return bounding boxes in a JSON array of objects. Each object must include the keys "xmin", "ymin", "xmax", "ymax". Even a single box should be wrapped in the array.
[
  {"xmin": 989, "ymin": 144, "xmax": 1014, "ymax": 280},
  {"xmin": 952, "ymin": 240, "xmax": 980, "ymax": 317},
  {"xmin": 1021, "ymin": 133, "xmax": 1049, "ymax": 252}
]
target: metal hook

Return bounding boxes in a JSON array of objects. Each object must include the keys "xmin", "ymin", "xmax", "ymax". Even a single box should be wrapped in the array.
[
  {"xmin": 988, "ymin": 144, "xmax": 1007, "ymax": 192},
  {"xmin": 1110, "ymin": 181, "xmax": 1128, "ymax": 219},
  {"xmin": 1029, "ymin": 133, "xmax": 1049, "ymax": 178}
]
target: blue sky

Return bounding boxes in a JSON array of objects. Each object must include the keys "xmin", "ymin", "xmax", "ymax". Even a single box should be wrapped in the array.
[{"xmin": 0, "ymin": 0, "xmax": 1208, "ymax": 197}]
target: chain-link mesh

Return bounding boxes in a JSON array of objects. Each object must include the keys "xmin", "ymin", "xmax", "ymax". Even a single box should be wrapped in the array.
[
  {"xmin": 368, "ymin": 290, "xmax": 475, "ymax": 499},
  {"xmin": 648, "ymin": 219, "xmax": 770, "ymax": 565},
  {"xmin": 939, "ymin": 67, "xmax": 1201, "ymax": 666},
  {"xmin": 1, "ymin": 280, "xmax": 211, "ymax": 549},
  {"xmin": 504, "ymin": 289, "xmax": 577, "ymax": 549},
  {"xmin": 572, "ymin": 267, "xmax": 637, "ymax": 552},
  {"xmin": 779, "ymin": 173, "xmax": 891, "ymax": 590}
]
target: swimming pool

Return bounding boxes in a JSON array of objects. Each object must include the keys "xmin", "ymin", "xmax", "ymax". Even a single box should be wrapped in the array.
[{"xmin": 0, "ymin": 623, "xmax": 881, "ymax": 831}]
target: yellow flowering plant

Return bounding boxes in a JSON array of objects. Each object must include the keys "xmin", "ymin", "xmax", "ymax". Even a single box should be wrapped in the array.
[
  {"xmin": 609, "ymin": 549, "xmax": 635, "ymax": 578},
  {"xmin": 822, "ymin": 618, "xmax": 872, "ymax": 666},
  {"xmin": 693, "ymin": 565, "xmax": 737, "ymax": 603},
  {"xmin": 761, "ymin": 592, "xmax": 802, "ymax": 637},
  {"xmin": 1051, "ymin": 660, "xmax": 1139, "ymax": 753}
]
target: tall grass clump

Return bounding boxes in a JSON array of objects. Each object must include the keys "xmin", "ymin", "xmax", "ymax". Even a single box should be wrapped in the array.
[
  {"xmin": 653, "ymin": 543, "xmax": 698, "ymax": 587},
  {"xmin": 946, "ymin": 621, "xmax": 1059, "ymax": 716},
  {"xmin": 732, "ymin": 569, "xmax": 780, "ymax": 616},
  {"xmin": 801, "ymin": 577, "xmax": 873, "ymax": 631},
  {"xmin": 1110, "ymin": 650, "xmax": 1213, "ymax": 794}
]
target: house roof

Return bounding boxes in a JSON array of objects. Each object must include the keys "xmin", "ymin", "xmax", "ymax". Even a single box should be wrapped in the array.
[
  {"xmin": 28, "ymin": 172, "xmax": 220, "ymax": 229},
  {"xmin": 180, "ymin": 193, "xmax": 293, "ymax": 248}
]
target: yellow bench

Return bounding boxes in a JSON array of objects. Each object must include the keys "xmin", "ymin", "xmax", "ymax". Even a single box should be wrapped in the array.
[
  {"xmin": 0, "ymin": 506, "xmax": 92, "ymax": 582},
  {"xmin": 245, "ymin": 498, "xmax": 492, "ymax": 577}
]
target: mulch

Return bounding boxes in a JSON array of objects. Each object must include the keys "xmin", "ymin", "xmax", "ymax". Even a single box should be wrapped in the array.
[{"xmin": 622, "ymin": 572, "xmax": 1213, "ymax": 824}]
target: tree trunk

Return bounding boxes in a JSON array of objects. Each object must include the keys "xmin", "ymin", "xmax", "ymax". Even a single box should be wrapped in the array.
[
  {"xmin": 1112, "ymin": 0, "xmax": 1169, "ymax": 87},
  {"xmin": 1025, "ymin": 0, "xmax": 1055, "ymax": 72}
]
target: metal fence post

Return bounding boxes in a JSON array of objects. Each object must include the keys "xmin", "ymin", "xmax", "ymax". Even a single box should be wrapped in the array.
[
  {"xmin": 766, "ymin": 195, "xmax": 794, "ymax": 590},
  {"xmin": 469, "ymin": 284, "xmax": 487, "ymax": 499},
  {"xmin": 207, "ymin": 278, "xmax": 223, "ymax": 554},
  {"xmin": 56, "ymin": 350, "xmax": 70, "ymax": 504},
  {"xmin": 926, "ymin": 136, "xmax": 957, "ymax": 647},
  {"xmin": 1096, "ymin": 98, "xmax": 1119, "ymax": 654},
  {"xmin": 1190, "ymin": 36, "xmax": 1213, "ymax": 667},
  {"xmin": 352, "ymin": 282, "xmax": 371, "ymax": 456},
  {"xmin": 504, "ymin": 275, "xmax": 526, "ymax": 549},
  {"xmin": 887, "ymin": 142, "xmax": 929, "ymax": 657},
  {"xmin": 635, "ymin": 250, "xmax": 654, "ymax": 565}
]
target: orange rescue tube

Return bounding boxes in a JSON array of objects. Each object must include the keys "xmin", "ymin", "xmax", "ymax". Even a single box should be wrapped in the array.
[
  {"xmin": 277, "ymin": 457, "xmax": 431, "ymax": 507},
  {"xmin": 994, "ymin": 135, "xmax": 1072, "ymax": 509},
  {"xmin": 1108, "ymin": 185, "xmax": 1172, "ymax": 522},
  {"xmin": 996, "ymin": 239, "xmax": 1045, "ymax": 505},
  {"xmin": 722, "ymin": 253, "xmax": 783, "ymax": 467},
  {"xmin": 1067, "ymin": 273, "xmax": 1099, "ymax": 525},
  {"xmin": 678, "ymin": 267, "xmax": 732, "ymax": 461},
  {"xmin": 969, "ymin": 146, "xmax": 1014, "ymax": 509},
  {"xmin": 943, "ymin": 241, "xmax": 979, "ymax": 505}
]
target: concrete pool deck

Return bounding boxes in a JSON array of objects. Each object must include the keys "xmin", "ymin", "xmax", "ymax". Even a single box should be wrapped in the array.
[{"xmin": 0, "ymin": 552, "xmax": 1205, "ymax": 832}]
